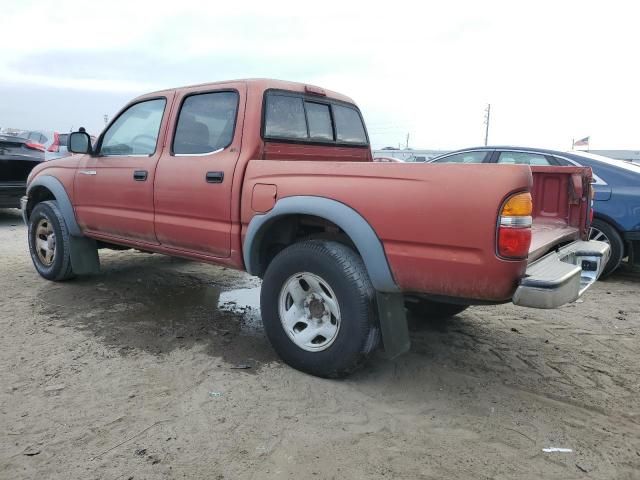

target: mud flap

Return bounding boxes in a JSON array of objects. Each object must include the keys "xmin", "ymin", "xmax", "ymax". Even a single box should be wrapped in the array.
[
  {"xmin": 69, "ymin": 236, "xmax": 100, "ymax": 275},
  {"xmin": 376, "ymin": 292, "xmax": 410, "ymax": 359}
]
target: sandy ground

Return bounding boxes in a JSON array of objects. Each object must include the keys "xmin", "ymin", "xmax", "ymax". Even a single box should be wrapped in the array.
[{"xmin": 0, "ymin": 207, "xmax": 639, "ymax": 480}]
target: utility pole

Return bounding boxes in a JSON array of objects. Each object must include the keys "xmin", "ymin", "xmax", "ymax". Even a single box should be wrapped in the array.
[
  {"xmin": 406, "ymin": 132, "xmax": 410, "ymax": 149},
  {"xmin": 483, "ymin": 104, "xmax": 491, "ymax": 146}
]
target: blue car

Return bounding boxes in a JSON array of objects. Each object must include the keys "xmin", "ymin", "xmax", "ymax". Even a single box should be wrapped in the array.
[{"xmin": 430, "ymin": 146, "xmax": 640, "ymax": 276}]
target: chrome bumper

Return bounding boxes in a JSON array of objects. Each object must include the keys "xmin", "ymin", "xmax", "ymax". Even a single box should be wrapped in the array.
[
  {"xmin": 512, "ymin": 240, "xmax": 610, "ymax": 309},
  {"xmin": 20, "ymin": 196, "xmax": 28, "ymax": 224}
]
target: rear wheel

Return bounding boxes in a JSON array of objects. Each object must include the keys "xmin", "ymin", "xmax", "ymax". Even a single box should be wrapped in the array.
[
  {"xmin": 589, "ymin": 218, "xmax": 624, "ymax": 277},
  {"xmin": 260, "ymin": 240, "xmax": 380, "ymax": 378},
  {"xmin": 28, "ymin": 201, "xmax": 75, "ymax": 281},
  {"xmin": 405, "ymin": 298, "xmax": 469, "ymax": 320}
]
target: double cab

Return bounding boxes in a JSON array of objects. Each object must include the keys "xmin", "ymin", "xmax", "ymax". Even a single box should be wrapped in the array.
[{"xmin": 22, "ymin": 79, "xmax": 609, "ymax": 377}]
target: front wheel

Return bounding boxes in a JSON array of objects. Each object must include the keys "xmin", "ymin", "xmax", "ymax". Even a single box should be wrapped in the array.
[
  {"xmin": 28, "ymin": 201, "xmax": 75, "ymax": 281},
  {"xmin": 260, "ymin": 240, "xmax": 380, "ymax": 378}
]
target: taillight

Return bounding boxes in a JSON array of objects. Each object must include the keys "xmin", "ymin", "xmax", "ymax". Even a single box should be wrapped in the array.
[
  {"xmin": 25, "ymin": 142, "xmax": 45, "ymax": 152},
  {"xmin": 498, "ymin": 192, "xmax": 532, "ymax": 259},
  {"xmin": 47, "ymin": 132, "xmax": 60, "ymax": 152}
]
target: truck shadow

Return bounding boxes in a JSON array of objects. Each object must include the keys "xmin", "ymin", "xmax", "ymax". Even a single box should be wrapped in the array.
[
  {"xmin": 33, "ymin": 248, "xmax": 634, "ymax": 408},
  {"xmin": 35, "ymin": 252, "xmax": 276, "ymax": 372},
  {"xmin": 34, "ymin": 250, "xmax": 549, "ymax": 389}
]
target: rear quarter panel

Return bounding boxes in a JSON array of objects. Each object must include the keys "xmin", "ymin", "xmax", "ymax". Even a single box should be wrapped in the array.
[{"xmin": 242, "ymin": 161, "xmax": 533, "ymax": 302}]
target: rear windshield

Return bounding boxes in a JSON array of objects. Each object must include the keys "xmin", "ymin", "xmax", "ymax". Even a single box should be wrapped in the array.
[{"xmin": 263, "ymin": 91, "xmax": 368, "ymax": 146}]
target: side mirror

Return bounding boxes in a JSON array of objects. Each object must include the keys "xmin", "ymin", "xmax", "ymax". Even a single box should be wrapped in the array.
[{"xmin": 68, "ymin": 131, "xmax": 93, "ymax": 154}]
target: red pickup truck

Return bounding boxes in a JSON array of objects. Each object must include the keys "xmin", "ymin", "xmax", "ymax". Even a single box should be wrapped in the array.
[{"xmin": 21, "ymin": 79, "xmax": 609, "ymax": 377}]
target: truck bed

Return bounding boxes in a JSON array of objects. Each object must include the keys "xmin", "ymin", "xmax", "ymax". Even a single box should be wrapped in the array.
[{"xmin": 242, "ymin": 161, "xmax": 593, "ymax": 303}]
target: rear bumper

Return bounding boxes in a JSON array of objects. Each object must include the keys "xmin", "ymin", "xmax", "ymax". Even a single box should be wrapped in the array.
[{"xmin": 512, "ymin": 240, "xmax": 610, "ymax": 309}]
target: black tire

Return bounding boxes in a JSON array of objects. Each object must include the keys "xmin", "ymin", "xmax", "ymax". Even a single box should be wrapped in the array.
[
  {"xmin": 405, "ymin": 298, "xmax": 469, "ymax": 320},
  {"xmin": 589, "ymin": 218, "xmax": 624, "ymax": 277},
  {"xmin": 260, "ymin": 240, "xmax": 380, "ymax": 378},
  {"xmin": 28, "ymin": 201, "xmax": 75, "ymax": 281}
]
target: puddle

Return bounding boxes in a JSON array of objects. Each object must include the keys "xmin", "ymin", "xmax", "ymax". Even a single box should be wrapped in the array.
[{"xmin": 218, "ymin": 286, "xmax": 263, "ymax": 335}]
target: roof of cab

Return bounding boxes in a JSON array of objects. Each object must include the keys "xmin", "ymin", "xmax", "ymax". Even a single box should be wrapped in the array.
[{"xmin": 137, "ymin": 78, "xmax": 357, "ymax": 105}]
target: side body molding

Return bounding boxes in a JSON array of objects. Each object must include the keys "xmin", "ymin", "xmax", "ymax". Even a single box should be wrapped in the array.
[
  {"xmin": 243, "ymin": 196, "xmax": 399, "ymax": 293},
  {"xmin": 26, "ymin": 175, "xmax": 82, "ymax": 236},
  {"xmin": 26, "ymin": 175, "xmax": 100, "ymax": 275}
]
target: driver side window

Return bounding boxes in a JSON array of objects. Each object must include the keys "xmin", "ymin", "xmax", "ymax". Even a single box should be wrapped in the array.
[{"xmin": 100, "ymin": 98, "xmax": 166, "ymax": 156}]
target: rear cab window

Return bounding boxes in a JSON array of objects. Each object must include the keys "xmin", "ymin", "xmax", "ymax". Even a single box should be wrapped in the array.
[{"xmin": 262, "ymin": 90, "xmax": 368, "ymax": 146}]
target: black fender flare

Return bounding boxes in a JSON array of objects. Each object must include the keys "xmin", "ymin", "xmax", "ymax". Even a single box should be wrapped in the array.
[
  {"xmin": 243, "ymin": 195, "xmax": 399, "ymax": 292},
  {"xmin": 26, "ymin": 175, "xmax": 82, "ymax": 236},
  {"xmin": 26, "ymin": 175, "xmax": 99, "ymax": 274}
]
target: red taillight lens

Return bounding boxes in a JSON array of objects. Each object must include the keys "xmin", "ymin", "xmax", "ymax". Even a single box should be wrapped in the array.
[
  {"xmin": 498, "ymin": 227, "xmax": 532, "ymax": 258},
  {"xmin": 47, "ymin": 132, "xmax": 60, "ymax": 152},
  {"xmin": 25, "ymin": 142, "xmax": 45, "ymax": 152},
  {"xmin": 498, "ymin": 192, "xmax": 533, "ymax": 259}
]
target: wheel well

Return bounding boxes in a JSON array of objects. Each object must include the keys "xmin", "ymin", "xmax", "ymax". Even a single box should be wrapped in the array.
[
  {"xmin": 592, "ymin": 215, "xmax": 627, "ymax": 255},
  {"xmin": 256, "ymin": 214, "xmax": 357, "ymax": 277},
  {"xmin": 26, "ymin": 186, "xmax": 55, "ymax": 219}
]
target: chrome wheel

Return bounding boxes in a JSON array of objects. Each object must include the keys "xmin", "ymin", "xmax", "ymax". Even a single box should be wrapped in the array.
[
  {"xmin": 589, "ymin": 226, "xmax": 610, "ymax": 245},
  {"xmin": 34, "ymin": 217, "xmax": 56, "ymax": 266},
  {"xmin": 278, "ymin": 272, "xmax": 341, "ymax": 352}
]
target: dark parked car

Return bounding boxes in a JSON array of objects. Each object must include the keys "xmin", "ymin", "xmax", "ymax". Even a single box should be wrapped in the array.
[
  {"xmin": 0, "ymin": 134, "xmax": 45, "ymax": 208},
  {"xmin": 23, "ymin": 130, "xmax": 71, "ymax": 160},
  {"xmin": 430, "ymin": 146, "xmax": 640, "ymax": 275}
]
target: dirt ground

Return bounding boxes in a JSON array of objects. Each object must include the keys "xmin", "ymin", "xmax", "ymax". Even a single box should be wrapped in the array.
[{"xmin": 0, "ymin": 208, "xmax": 639, "ymax": 480}]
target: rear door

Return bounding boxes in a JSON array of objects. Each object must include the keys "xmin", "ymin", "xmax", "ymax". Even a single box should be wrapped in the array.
[
  {"xmin": 74, "ymin": 94, "xmax": 173, "ymax": 244},
  {"xmin": 153, "ymin": 84, "xmax": 245, "ymax": 257}
]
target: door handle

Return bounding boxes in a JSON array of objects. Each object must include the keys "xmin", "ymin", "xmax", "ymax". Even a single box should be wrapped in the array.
[
  {"xmin": 133, "ymin": 170, "xmax": 148, "ymax": 181},
  {"xmin": 206, "ymin": 171, "xmax": 224, "ymax": 183}
]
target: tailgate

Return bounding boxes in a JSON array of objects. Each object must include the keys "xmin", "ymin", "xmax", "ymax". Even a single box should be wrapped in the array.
[
  {"xmin": 528, "ymin": 166, "xmax": 592, "ymax": 261},
  {"xmin": 515, "ymin": 165, "xmax": 610, "ymax": 308}
]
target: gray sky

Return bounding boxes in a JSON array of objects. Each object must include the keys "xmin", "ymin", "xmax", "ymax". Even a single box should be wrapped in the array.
[{"xmin": 1, "ymin": 0, "xmax": 638, "ymax": 149}]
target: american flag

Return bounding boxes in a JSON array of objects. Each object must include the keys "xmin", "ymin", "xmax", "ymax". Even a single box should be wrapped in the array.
[{"xmin": 574, "ymin": 136, "xmax": 590, "ymax": 147}]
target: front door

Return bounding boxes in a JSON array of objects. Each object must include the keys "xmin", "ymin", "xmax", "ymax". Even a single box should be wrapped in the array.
[
  {"xmin": 74, "ymin": 95, "xmax": 173, "ymax": 244},
  {"xmin": 153, "ymin": 85, "xmax": 245, "ymax": 257}
]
